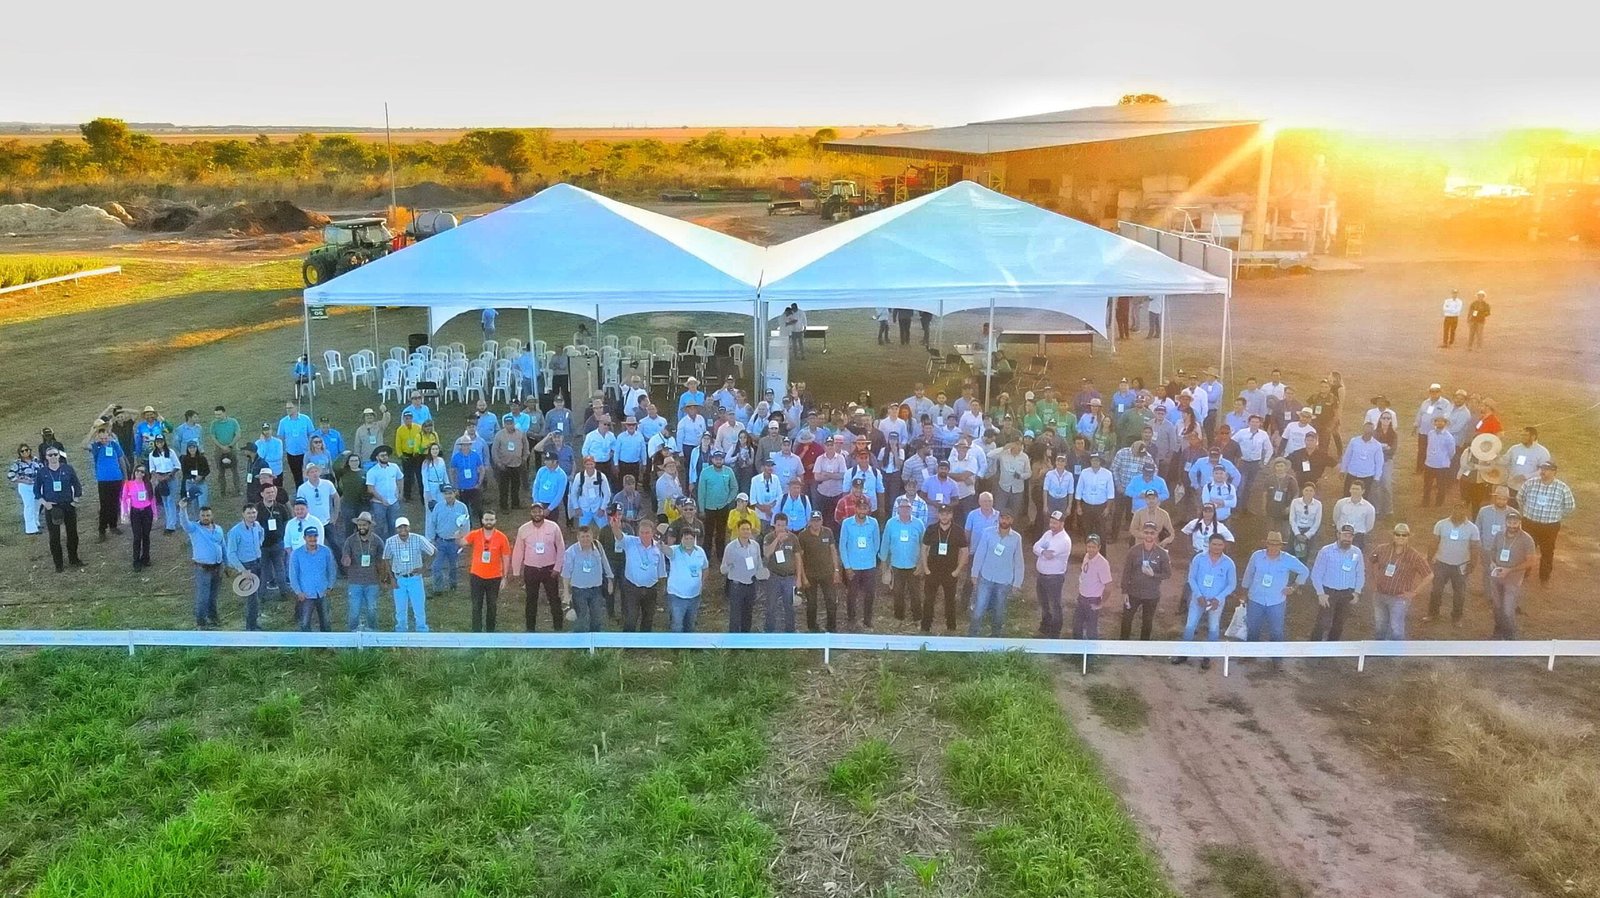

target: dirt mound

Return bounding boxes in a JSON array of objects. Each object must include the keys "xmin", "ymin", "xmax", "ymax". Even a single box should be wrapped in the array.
[
  {"xmin": 188, "ymin": 200, "xmax": 330, "ymax": 237},
  {"xmin": 0, "ymin": 203, "xmax": 126, "ymax": 234},
  {"xmin": 99, "ymin": 202, "xmax": 134, "ymax": 225},
  {"xmin": 118, "ymin": 199, "xmax": 203, "ymax": 232},
  {"xmin": 387, "ymin": 181, "xmax": 465, "ymax": 207}
]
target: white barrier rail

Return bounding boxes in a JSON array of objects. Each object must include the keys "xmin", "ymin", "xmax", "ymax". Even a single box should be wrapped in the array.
[
  {"xmin": 4, "ymin": 631, "xmax": 1598, "ymax": 677},
  {"xmin": 0, "ymin": 265, "xmax": 122, "ymax": 296}
]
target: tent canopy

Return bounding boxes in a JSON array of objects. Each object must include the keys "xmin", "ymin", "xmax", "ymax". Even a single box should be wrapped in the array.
[
  {"xmin": 760, "ymin": 181, "xmax": 1227, "ymax": 334},
  {"xmin": 304, "ymin": 183, "xmax": 763, "ymax": 332}
]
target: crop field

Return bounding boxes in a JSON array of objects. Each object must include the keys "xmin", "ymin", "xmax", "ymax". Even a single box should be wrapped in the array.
[{"xmin": 0, "ymin": 256, "xmax": 107, "ymax": 289}]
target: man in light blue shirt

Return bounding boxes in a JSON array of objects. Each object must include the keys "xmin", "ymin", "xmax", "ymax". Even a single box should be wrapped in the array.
[
  {"xmin": 838, "ymin": 508, "xmax": 882, "ymax": 628},
  {"xmin": 254, "ymin": 424, "xmax": 286, "ymax": 480},
  {"xmin": 277, "ymin": 401, "xmax": 316, "ymax": 487},
  {"xmin": 963, "ymin": 492, "xmax": 1000, "ymax": 543},
  {"xmin": 620, "ymin": 522, "xmax": 667, "ymax": 632},
  {"xmin": 665, "ymin": 529, "xmax": 708, "ymax": 632},
  {"xmin": 1123, "ymin": 464, "xmax": 1170, "ymax": 503},
  {"xmin": 1240, "ymin": 378, "xmax": 1270, "ymax": 419},
  {"xmin": 288, "ymin": 526, "xmax": 337, "ymax": 631},
  {"xmin": 969, "ymin": 511, "xmax": 1024, "ymax": 637},
  {"xmin": 1420, "ymin": 416, "xmax": 1458, "ymax": 508},
  {"xmin": 1240, "ymin": 531, "xmax": 1311, "ymax": 647},
  {"xmin": 178, "ymin": 498, "xmax": 226, "ymax": 628},
  {"xmin": 1339, "ymin": 421, "xmax": 1386, "ymax": 494},
  {"xmin": 427, "ymin": 487, "xmax": 472, "ymax": 593},
  {"xmin": 531, "ymin": 453, "xmax": 569, "ymax": 523},
  {"xmin": 1175, "ymin": 532, "xmax": 1238, "ymax": 668},
  {"xmin": 514, "ymin": 348, "xmax": 538, "ymax": 400},
  {"xmin": 543, "ymin": 396, "xmax": 573, "ymax": 440},
  {"xmin": 880, "ymin": 498, "xmax": 925, "ymax": 622},
  {"xmin": 1187, "ymin": 448, "xmax": 1241, "ymax": 492},
  {"xmin": 1309, "ymin": 523, "xmax": 1365, "ymax": 640},
  {"xmin": 225, "ymin": 504, "xmax": 266, "ymax": 630},
  {"xmin": 677, "ymin": 380, "xmax": 707, "ymax": 418},
  {"xmin": 562, "ymin": 525, "xmax": 616, "ymax": 632},
  {"xmin": 173, "ymin": 411, "xmax": 204, "ymax": 457}
]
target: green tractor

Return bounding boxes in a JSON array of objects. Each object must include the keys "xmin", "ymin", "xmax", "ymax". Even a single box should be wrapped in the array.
[{"xmin": 302, "ymin": 218, "xmax": 395, "ymax": 287}]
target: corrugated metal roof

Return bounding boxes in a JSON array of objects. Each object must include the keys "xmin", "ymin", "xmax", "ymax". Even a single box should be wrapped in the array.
[{"xmin": 825, "ymin": 103, "xmax": 1262, "ymax": 158}]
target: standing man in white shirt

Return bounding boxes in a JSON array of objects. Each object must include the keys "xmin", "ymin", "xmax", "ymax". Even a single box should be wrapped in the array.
[
  {"xmin": 1231, "ymin": 415, "xmax": 1273, "ymax": 513},
  {"xmin": 1073, "ymin": 453, "xmax": 1116, "ymax": 538},
  {"xmin": 1413, "ymin": 384, "xmax": 1453, "ymax": 475},
  {"xmin": 1440, "ymin": 288, "xmax": 1463, "ymax": 348}
]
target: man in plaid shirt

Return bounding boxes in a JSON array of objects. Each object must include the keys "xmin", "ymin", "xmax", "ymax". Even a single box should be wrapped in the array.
[
  {"xmin": 1109, "ymin": 440, "xmax": 1155, "ymax": 535},
  {"xmin": 1516, "ymin": 461, "xmax": 1576, "ymax": 586}
]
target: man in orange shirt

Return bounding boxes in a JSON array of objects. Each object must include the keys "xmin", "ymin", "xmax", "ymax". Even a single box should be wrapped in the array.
[
  {"xmin": 510, "ymin": 502, "xmax": 566, "ymax": 631},
  {"xmin": 462, "ymin": 511, "xmax": 512, "ymax": 632}
]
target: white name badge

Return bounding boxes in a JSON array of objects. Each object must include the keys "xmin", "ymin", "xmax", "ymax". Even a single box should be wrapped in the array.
[
  {"xmin": 1499, "ymin": 548, "xmax": 1511, "ymax": 562},
  {"xmin": 137, "ymin": 490, "xmax": 147, "ymax": 501},
  {"xmin": 899, "ymin": 532, "xmax": 909, "ymax": 542},
  {"xmin": 774, "ymin": 549, "xmax": 786, "ymax": 564},
  {"xmin": 357, "ymin": 553, "xmax": 370, "ymax": 567},
  {"xmin": 1260, "ymin": 574, "xmax": 1274, "ymax": 588},
  {"xmin": 1516, "ymin": 455, "xmax": 1527, "ymax": 466},
  {"xmin": 1449, "ymin": 530, "xmax": 1460, "ymax": 540},
  {"xmin": 856, "ymin": 537, "xmax": 868, "ymax": 550},
  {"xmin": 481, "ymin": 550, "xmax": 493, "ymax": 564},
  {"xmin": 937, "ymin": 542, "xmax": 949, "ymax": 556},
  {"xmin": 1384, "ymin": 562, "xmax": 1397, "ymax": 577},
  {"xmin": 267, "ymin": 519, "xmax": 277, "ymax": 531},
  {"xmin": 104, "ymin": 447, "xmax": 114, "ymax": 457},
  {"xmin": 935, "ymin": 493, "xmax": 946, "ymax": 502},
  {"xmin": 506, "ymin": 441, "xmax": 517, "ymax": 451},
  {"xmin": 367, "ymin": 435, "xmax": 377, "ymax": 444},
  {"xmin": 1491, "ymin": 524, "xmax": 1502, "ymax": 536},
  {"xmin": 583, "ymin": 562, "xmax": 594, "ymax": 573},
  {"xmin": 1273, "ymin": 491, "xmax": 1284, "ymax": 502},
  {"xmin": 1301, "ymin": 461, "xmax": 1311, "ymax": 472},
  {"xmin": 398, "ymin": 550, "xmax": 411, "ymax": 564},
  {"xmin": 1116, "ymin": 404, "xmax": 1125, "ymax": 414},
  {"xmin": 461, "ymin": 469, "xmax": 473, "ymax": 481},
  {"xmin": 743, "ymin": 556, "xmax": 756, "ymax": 571},
  {"xmin": 52, "ymin": 481, "xmax": 62, "ymax": 491},
  {"xmin": 534, "ymin": 542, "xmax": 547, "ymax": 554},
  {"xmin": 993, "ymin": 544, "xmax": 1005, "ymax": 556},
  {"xmin": 1340, "ymin": 560, "xmax": 1353, "ymax": 572},
  {"xmin": 556, "ymin": 423, "xmax": 565, "ymax": 431},
  {"xmin": 1314, "ymin": 406, "xmax": 1323, "ymax": 415},
  {"xmin": 1202, "ymin": 575, "xmax": 1215, "ymax": 588},
  {"xmin": 1141, "ymin": 560, "xmax": 1153, "ymax": 576}
]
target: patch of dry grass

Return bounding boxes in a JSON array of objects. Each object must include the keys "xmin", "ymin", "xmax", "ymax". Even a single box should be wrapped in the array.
[{"xmin": 1336, "ymin": 664, "xmax": 1600, "ymax": 897}]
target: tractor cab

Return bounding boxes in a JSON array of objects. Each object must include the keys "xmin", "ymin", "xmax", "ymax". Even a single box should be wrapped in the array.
[{"xmin": 303, "ymin": 218, "xmax": 396, "ymax": 286}]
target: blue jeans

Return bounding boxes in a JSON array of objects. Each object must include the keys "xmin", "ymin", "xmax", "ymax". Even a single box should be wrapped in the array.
[
  {"xmin": 1183, "ymin": 596, "xmax": 1223, "ymax": 641},
  {"xmin": 571, "ymin": 585, "xmax": 604, "ymax": 632},
  {"xmin": 1373, "ymin": 593, "xmax": 1408, "ymax": 640},
  {"xmin": 969, "ymin": 579, "xmax": 1010, "ymax": 637},
  {"xmin": 764, "ymin": 574, "xmax": 797, "ymax": 633},
  {"xmin": 669, "ymin": 593, "xmax": 701, "ymax": 632},
  {"xmin": 392, "ymin": 575, "xmax": 427, "ymax": 632},
  {"xmin": 370, "ymin": 500, "xmax": 399, "ymax": 539},
  {"xmin": 239, "ymin": 560, "xmax": 261, "ymax": 630},
  {"xmin": 346, "ymin": 582, "xmax": 380, "ymax": 631},
  {"xmin": 182, "ymin": 481, "xmax": 210, "ymax": 521},
  {"xmin": 297, "ymin": 594, "xmax": 330, "ymax": 631},
  {"xmin": 259, "ymin": 550, "xmax": 289, "ymax": 599},
  {"xmin": 161, "ymin": 484, "xmax": 180, "ymax": 531},
  {"xmin": 1237, "ymin": 459, "xmax": 1261, "ymax": 508},
  {"xmin": 432, "ymin": 539, "xmax": 460, "ymax": 592},
  {"xmin": 1244, "ymin": 600, "xmax": 1286, "ymax": 641},
  {"xmin": 193, "ymin": 564, "xmax": 222, "ymax": 625}
]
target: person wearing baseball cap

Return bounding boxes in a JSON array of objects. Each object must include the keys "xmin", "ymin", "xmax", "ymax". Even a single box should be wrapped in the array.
[
  {"xmin": 287, "ymin": 521, "xmax": 336, "ymax": 631},
  {"xmin": 1119, "ymin": 520, "xmax": 1172, "ymax": 641},
  {"xmin": 1305, "ymin": 522, "xmax": 1360, "ymax": 641},
  {"xmin": 1031, "ymin": 507, "xmax": 1072, "ymax": 638},
  {"xmin": 382, "ymin": 515, "xmax": 437, "ymax": 633},
  {"xmin": 1369, "ymin": 522, "xmax": 1432, "ymax": 640},
  {"xmin": 1413, "ymin": 384, "xmax": 1453, "ymax": 474},
  {"xmin": 1517, "ymin": 459, "xmax": 1575, "ymax": 586},
  {"xmin": 1240, "ymin": 532, "xmax": 1310, "ymax": 656}
]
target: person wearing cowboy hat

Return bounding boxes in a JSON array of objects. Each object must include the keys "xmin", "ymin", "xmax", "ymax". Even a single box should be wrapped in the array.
[
  {"xmin": 1466, "ymin": 289, "xmax": 1491, "ymax": 348},
  {"xmin": 1368, "ymin": 522, "xmax": 1432, "ymax": 640},
  {"xmin": 1239, "ymin": 531, "xmax": 1310, "ymax": 656}
]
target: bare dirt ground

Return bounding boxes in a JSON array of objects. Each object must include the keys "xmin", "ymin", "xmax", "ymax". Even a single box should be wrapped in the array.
[{"xmin": 1058, "ymin": 661, "xmax": 1536, "ymax": 898}]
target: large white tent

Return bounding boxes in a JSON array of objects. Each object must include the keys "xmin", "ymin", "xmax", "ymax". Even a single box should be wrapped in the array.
[
  {"xmin": 303, "ymin": 182, "xmax": 764, "ymax": 335},
  {"xmin": 759, "ymin": 181, "xmax": 1227, "ymax": 333}
]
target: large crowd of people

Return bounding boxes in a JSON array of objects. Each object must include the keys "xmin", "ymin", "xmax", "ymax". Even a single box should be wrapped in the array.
[{"xmin": 6, "ymin": 316, "xmax": 1577, "ymax": 662}]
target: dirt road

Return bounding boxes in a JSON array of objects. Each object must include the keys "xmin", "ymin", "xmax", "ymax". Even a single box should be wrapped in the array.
[{"xmin": 1058, "ymin": 662, "xmax": 1533, "ymax": 898}]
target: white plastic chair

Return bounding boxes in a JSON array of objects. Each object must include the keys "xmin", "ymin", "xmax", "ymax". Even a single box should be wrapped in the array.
[
  {"xmin": 464, "ymin": 367, "xmax": 488, "ymax": 403},
  {"xmin": 729, "ymin": 343, "xmax": 745, "ymax": 377},
  {"xmin": 321, "ymin": 349, "xmax": 346, "ymax": 385},
  {"xmin": 602, "ymin": 334, "xmax": 620, "ymax": 351},
  {"xmin": 388, "ymin": 346, "xmax": 408, "ymax": 364},
  {"xmin": 442, "ymin": 368, "xmax": 467, "ymax": 404},
  {"xmin": 482, "ymin": 339, "xmax": 499, "ymax": 357},
  {"xmin": 379, "ymin": 369, "xmax": 405, "ymax": 403},
  {"xmin": 651, "ymin": 337, "xmax": 673, "ymax": 356},
  {"xmin": 491, "ymin": 368, "xmax": 514, "ymax": 403},
  {"xmin": 625, "ymin": 336, "xmax": 643, "ymax": 352},
  {"xmin": 349, "ymin": 354, "xmax": 376, "ymax": 390},
  {"xmin": 503, "ymin": 338, "xmax": 522, "ymax": 353}
]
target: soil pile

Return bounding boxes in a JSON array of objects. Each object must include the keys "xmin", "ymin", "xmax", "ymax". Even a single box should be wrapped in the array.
[
  {"xmin": 387, "ymin": 181, "xmax": 465, "ymax": 207},
  {"xmin": 120, "ymin": 199, "xmax": 203, "ymax": 232},
  {"xmin": 188, "ymin": 200, "xmax": 330, "ymax": 236},
  {"xmin": 0, "ymin": 203, "xmax": 126, "ymax": 234}
]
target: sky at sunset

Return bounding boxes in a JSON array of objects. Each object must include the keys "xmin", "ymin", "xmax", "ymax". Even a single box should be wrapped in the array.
[{"xmin": 8, "ymin": 0, "xmax": 1597, "ymax": 135}]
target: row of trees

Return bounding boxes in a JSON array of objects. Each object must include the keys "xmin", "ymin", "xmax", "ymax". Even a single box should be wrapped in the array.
[{"xmin": 0, "ymin": 119, "xmax": 846, "ymax": 194}]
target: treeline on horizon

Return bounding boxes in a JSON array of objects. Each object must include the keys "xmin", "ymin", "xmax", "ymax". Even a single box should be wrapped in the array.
[{"xmin": 0, "ymin": 118, "xmax": 858, "ymax": 205}]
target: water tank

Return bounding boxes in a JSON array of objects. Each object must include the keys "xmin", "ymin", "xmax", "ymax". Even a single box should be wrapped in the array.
[{"xmin": 412, "ymin": 210, "xmax": 459, "ymax": 238}]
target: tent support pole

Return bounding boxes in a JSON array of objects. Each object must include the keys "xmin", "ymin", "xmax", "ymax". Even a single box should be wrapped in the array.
[
  {"xmin": 983, "ymin": 297, "xmax": 995, "ymax": 406},
  {"xmin": 1158, "ymin": 296, "xmax": 1166, "ymax": 384},
  {"xmin": 527, "ymin": 307, "xmax": 534, "ymax": 353},
  {"xmin": 595, "ymin": 304, "xmax": 602, "ymax": 397},
  {"xmin": 1107, "ymin": 298, "xmax": 1116, "ymax": 356},
  {"xmin": 303, "ymin": 305, "xmax": 314, "ymax": 420},
  {"xmin": 937, "ymin": 300, "xmax": 944, "ymax": 352},
  {"xmin": 752, "ymin": 294, "xmax": 763, "ymax": 401},
  {"xmin": 1220, "ymin": 288, "xmax": 1231, "ymax": 388},
  {"xmin": 372, "ymin": 307, "xmax": 380, "ymax": 377}
]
